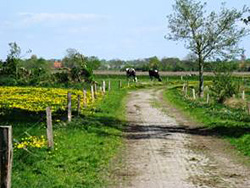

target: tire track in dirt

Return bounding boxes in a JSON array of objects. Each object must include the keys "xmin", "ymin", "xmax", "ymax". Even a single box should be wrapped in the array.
[{"xmin": 118, "ymin": 89, "xmax": 250, "ymax": 188}]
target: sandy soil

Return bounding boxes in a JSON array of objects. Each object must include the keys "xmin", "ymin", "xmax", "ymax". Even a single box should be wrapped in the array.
[{"xmin": 116, "ymin": 89, "xmax": 250, "ymax": 188}]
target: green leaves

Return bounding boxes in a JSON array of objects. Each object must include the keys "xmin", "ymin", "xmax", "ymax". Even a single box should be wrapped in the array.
[{"xmin": 210, "ymin": 63, "xmax": 239, "ymax": 103}]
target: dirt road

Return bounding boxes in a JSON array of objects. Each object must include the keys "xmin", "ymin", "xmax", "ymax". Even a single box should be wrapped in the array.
[{"xmin": 118, "ymin": 89, "xmax": 250, "ymax": 188}]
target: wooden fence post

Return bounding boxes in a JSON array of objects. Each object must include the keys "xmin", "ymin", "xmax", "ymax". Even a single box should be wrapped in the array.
[
  {"xmin": 0, "ymin": 126, "xmax": 13, "ymax": 188},
  {"xmin": 108, "ymin": 80, "xmax": 111, "ymax": 91},
  {"xmin": 182, "ymin": 84, "xmax": 185, "ymax": 92},
  {"xmin": 192, "ymin": 89, "xmax": 196, "ymax": 100},
  {"xmin": 184, "ymin": 85, "xmax": 188, "ymax": 97},
  {"xmin": 91, "ymin": 85, "xmax": 95, "ymax": 103},
  {"xmin": 67, "ymin": 92, "xmax": 72, "ymax": 122},
  {"xmin": 83, "ymin": 88, "xmax": 87, "ymax": 108},
  {"xmin": 77, "ymin": 95, "xmax": 81, "ymax": 116},
  {"xmin": 46, "ymin": 107, "xmax": 54, "ymax": 149},
  {"xmin": 242, "ymin": 90, "xmax": 245, "ymax": 100},
  {"xmin": 94, "ymin": 84, "xmax": 97, "ymax": 99},
  {"xmin": 102, "ymin": 81, "xmax": 106, "ymax": 93},
  {"xmin": 206, "ymin": 93, "xmax": 210, "ymax": 104}
]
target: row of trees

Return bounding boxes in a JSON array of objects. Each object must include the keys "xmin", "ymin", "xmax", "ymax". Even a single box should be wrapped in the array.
[
  {"xmin": 0, "ymin": 43, "xmax": 99, "ymax": 86},
  {"xmin": 98, "ymin": 56, "xmax": 250, "ymax": 72}
]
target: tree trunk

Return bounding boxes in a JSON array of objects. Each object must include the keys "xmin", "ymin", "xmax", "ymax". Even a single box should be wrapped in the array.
[{"xmin": 198, "ymin": 57, "xmax": 204, "ymax": 97}]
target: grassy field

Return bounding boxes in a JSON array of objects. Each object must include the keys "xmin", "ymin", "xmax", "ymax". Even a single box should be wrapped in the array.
[
  {"xmin": 1, "ymin": 74, "xmax": 250, "ymax": 187},
  {"xmin": 163, "ymin": 85, "xmax": 250, "ymax": 157},
  {"xmin": 0, "ymin": 80, "xmax": 128, "ymax": 188}
]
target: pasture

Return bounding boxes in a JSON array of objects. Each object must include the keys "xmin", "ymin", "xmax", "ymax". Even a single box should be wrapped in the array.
[
  {"xmin": 0, "ymin": 81, "xmax": 127, "ymax": 187},
  {"xmin": 1, "ymin": 72, "xmax": 250, "ymax": 187}
]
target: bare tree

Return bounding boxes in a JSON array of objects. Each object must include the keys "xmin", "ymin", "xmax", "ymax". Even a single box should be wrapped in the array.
[{"xmin": 167, "ymin": 0, "xmax": 249, "ymax": 96}]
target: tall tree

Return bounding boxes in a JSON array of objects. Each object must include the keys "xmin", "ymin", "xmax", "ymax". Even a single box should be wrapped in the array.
[
  {"xmin": 62, "ymin": 48, "xmax": 86, "ymax": 69},
  {"xmin": 167, "ymin": 0, "xmax": 249, "ymax": 96},
  {"xmin": 5, "ymin": 42, "xmax": 21, "ymax": 78},
  {"xmin": 149, "ymin": 56, "xmax": 160, "ymax": 70},
  {"xmin": 85, "ymin": 56, "xmax": 101, "ymax": 70}
]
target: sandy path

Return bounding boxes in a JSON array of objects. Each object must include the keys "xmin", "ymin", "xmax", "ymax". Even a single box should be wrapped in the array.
[{"xmin": 118, "ymin": 89, "xmax": 250, "ymax": 188}]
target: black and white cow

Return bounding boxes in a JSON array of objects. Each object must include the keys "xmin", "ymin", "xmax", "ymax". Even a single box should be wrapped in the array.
[
  {"xmin": 126, "ymin": 68, "xmax": 137, "ymax": 82},
  {"xmin": 149, "ymin": 69, "xmax": 162, "ymax": 82}
]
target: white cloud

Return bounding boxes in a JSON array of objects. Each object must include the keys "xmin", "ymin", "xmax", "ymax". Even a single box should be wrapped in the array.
[{"xmin": 18, "ymin": 12, "xmax": 109, "ymax": 26}]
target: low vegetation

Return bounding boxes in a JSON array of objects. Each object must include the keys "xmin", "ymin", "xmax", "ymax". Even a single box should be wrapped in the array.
[
  {"xmin": 164, "ymin": 85, "xmax": 250, "ymax": 157},
  {"xmin": 0, "ymin": 80, "xmax": 127, "ymax": 187}
]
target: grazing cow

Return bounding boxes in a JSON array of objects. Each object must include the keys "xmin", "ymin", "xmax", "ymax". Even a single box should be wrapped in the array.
[
  {"xmin": 149, "ymin": 69, "xmax": 162, "ymax": 82},
  {"xmin": 126, "ymin": 68, "xmax": 137, "ymax": 82}
]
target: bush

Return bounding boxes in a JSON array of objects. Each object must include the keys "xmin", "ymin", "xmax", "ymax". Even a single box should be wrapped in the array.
[
  {"xmin": 54, "ymin": 71, "xmax": 70, "ymax": 83},
  {"xmin": 210, "ymin": 63, "xmax": 239, "ymax": 103},
  {"xmin": 0, "ymin": 76, "xmax": 17, "ymax": 86}
]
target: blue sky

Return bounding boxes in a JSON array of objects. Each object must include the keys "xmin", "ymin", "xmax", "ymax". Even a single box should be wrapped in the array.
[{"xmin": 0, "ymin": 0, "xmax": 249, "ymax": 60}]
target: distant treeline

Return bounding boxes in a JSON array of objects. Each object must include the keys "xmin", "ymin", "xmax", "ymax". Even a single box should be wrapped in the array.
[
  {"xmin": 1, "ymin": 43, "xmax": 249, "ymax": 86},
  {"xmin": 98, "ymin": 56, "xmax": 250, "ymax": 72}
]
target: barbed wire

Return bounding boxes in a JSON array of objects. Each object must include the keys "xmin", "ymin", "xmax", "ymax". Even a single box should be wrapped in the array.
[{"xmin": 14, "ymin": 117, "xmax": 45, "ymax": 139}]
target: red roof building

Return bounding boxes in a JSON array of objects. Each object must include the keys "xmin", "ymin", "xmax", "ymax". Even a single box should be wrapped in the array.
[{"xmin": 54, "ymin": 61, "xmax": 62, "ymax": 68}]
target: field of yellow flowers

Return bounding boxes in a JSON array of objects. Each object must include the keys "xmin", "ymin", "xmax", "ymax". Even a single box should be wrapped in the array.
[{"xmin": 0, "ymin": 86, "xmax": 95, "ymax": 112}]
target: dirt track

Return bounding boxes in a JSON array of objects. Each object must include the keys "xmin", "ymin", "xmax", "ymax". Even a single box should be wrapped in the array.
[{"xmin": 117, "ymin": 89, "xmax": 250, "ymax": 188}]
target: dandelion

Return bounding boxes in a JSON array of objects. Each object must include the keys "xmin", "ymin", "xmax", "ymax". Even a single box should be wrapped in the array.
[
  {"xmin": 14, "ymin": 135, "xmax": 47, "ymax": 149},
  {"xmin": 0, "ymin": 86, "xmax": 96, "ymax": 112}
]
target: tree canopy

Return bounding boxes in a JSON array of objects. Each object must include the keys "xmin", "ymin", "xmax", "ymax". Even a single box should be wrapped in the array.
[{"xmin": 167, "ymin": 0, "xmax": 249, "ymax": 96}]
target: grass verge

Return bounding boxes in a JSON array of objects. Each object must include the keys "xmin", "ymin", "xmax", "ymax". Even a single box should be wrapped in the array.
[{"xmin": 163, "ymin": 86, "xmax": 250, "ymax": 157}]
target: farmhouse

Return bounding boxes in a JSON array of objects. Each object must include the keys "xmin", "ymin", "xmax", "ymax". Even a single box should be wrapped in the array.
[{"xmin": 54, "ymin": 61, "xmax": 62, "ymax": 68}]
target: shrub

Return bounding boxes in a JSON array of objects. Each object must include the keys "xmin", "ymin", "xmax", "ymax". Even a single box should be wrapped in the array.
[
  {"xmin": 54, "ymin": 71, "xmax": 70, "ymax": 83},
  {"xmin": 210, "ymin": 63, "xmax": 239, "ymax": 103},
  {"xmin": 0, "ymin": 76, "xmax": 17, "ymax": 86}
]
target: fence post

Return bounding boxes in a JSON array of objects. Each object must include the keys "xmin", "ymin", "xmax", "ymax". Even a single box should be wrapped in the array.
[
  {"xmin": 192, "ymin": 89, "xmax": 196, "ymax": 100},
  {"xmin": 83, "ymin": 88, "xmax": 87, "ymax": 108},
  {"xmin": 182, "ymin": 84, "xmax": 185, "ymax": 92},
  {"xmin": 242, "ymin": 90, "xmax": 245, "ymax": 100},
  {"xmin": 94, "ymin": 84, "xmax": 97, "ymax": 99},
  {"xmin": 67, "ymin": 92, "xmax": 72, "ymax": 122},
  {"xmin": 0, "ymin": 126, "xmax": 13, "ymax": 188},
  {"xmin": 184, "ymin": 85, "xmax": 188, "ymax": 97},
  {"xmin": 206, "ymin": 93, "xmax": 210, "ymax": 104},
  {"xmin": 102, "ymin": 80, "xmax": 106, "ymax": 93},
  {"xmin": 77, "ymin": 95, "xmax": 81, "ymax": 116},
  {"xmin": 128, "ymin": 81, "xmax": 130, "ymax": 87},
  {"xmin": 91, "ymin": 85, "xmax": 95, "ymax": 103},
  {"xmin": 46, "ymin": 107, "xmax": 54, "ymax": 149},
  {"xmin": 108, "ymin": 80, "xmax": 111, "ymax": 91}
]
